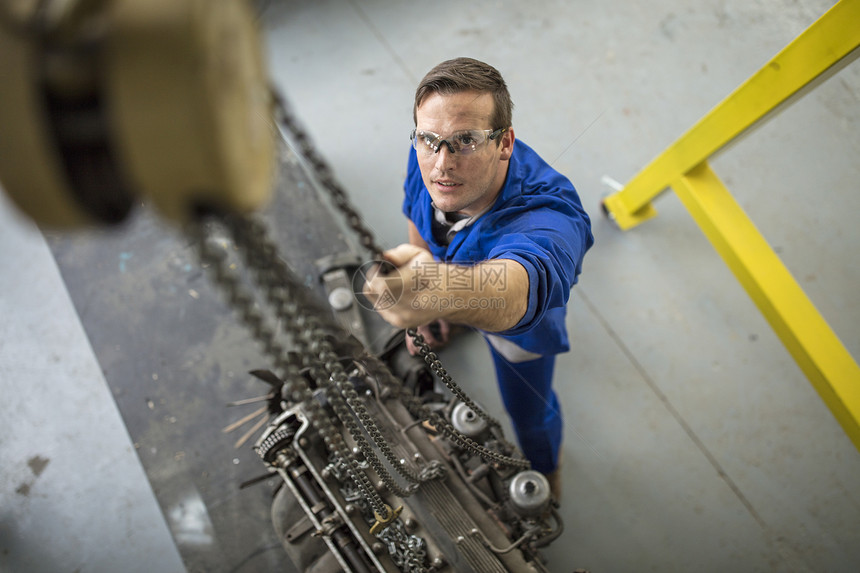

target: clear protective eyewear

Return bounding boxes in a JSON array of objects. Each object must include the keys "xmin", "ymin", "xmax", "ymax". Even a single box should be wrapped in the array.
[{"xmin": 410, "ymin": 127, "xmax": 507, "ymax": 156}]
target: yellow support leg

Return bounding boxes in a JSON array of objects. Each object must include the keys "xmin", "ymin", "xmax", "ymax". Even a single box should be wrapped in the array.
[
  {"xmin": 671, "ymin": 162, "xmax": 860, "ymax": 451},
  {"xmin": 603, "ymin": 0, "xmax": 860, "ymax": 230}
]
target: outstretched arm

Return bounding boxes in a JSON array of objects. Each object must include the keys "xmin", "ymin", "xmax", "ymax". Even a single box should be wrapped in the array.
[{"xmin": 363, "ymin": 243, "xmax": 529, "ymax": 333}]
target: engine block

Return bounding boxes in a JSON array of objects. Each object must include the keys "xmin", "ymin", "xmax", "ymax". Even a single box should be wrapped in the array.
[{"xmin": 251, "ymin": 342, "xmax": 562, "ymax": 573}]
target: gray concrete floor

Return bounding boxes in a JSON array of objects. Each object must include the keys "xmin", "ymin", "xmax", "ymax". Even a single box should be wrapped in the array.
[
  {"xmin": 2, "ymin": 0, "xmax": 859, "ymax": 572},
  {"xmin": 0, "ymin": 193, "xmax": 186, "ymax": 573}
]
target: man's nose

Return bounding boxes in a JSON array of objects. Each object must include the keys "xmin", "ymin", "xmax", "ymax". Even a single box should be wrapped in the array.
[{"xmin": 433, "ymin": 143, "xmax": 456, "ymax": 170}]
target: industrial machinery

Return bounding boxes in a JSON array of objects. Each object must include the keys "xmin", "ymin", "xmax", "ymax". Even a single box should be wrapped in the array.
[
  {"xmin": 0, "ymin": 1, "xmax": 564, "ymax": 570},
  {"xmin": 189, "ymin": 117, "xmax": 564, "ymax": 572},
  {"xmin": 243, "ymin": 302, "xmax": 565, "ymax": 571}
]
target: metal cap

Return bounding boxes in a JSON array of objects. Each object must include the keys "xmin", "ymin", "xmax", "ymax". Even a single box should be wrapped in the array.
[
  {"xmin": 451, "ymin": 402, "xmax": 488, "ymax": 438},
  {"xmin": 508, "ymin": 470, "xmax": 551, "ymax": 517}
]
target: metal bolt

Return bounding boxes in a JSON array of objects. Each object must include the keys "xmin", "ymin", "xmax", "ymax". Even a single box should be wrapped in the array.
[
  {"xmin": 371, "ymin": 541, "xmax": 385, "ymax": 555},
  {"xmin": 298, "ymin": 437, "xmax": 309, "ymax": 448},
  {"xmin": 404, "ymin": 518, "xmax": 417, "ymax": 532}
]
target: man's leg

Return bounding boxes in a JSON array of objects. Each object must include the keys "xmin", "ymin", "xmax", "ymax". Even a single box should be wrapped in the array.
[{"xmin": 487, "ymin": 348, "xmax": 562, "ymax": 475}]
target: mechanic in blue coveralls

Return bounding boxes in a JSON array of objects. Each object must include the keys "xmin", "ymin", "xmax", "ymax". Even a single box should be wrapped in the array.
[{"xmin": 364, "ymin": 57, "xmax": 593, "ymax": 499}]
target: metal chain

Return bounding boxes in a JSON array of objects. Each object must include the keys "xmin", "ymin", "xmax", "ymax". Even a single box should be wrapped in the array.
[
  {"xmin": 272, "ymin": 91, "xmax": 385, "ymax": 259},
  {"xmin": 358, "ymin": 354, "xmax": 529, "ymax": 469},
  {"xmin": 187, "ymin": 220, "xmax": 392, "ymax": 519},
  {"xmin": 225, "ymin": 215, "xmax": 447, "ymax": 498},
  {"xmin": 378, "ymin": 520, "xmax": 428, "ymax": 573},
  {"xmin": 272, "ymin": 92, "xmax": 512, "ymax": 448},
  {"xmin": 328, "ymin": 455, "xmax": 431, "ymax": 573},
  {"xmin": 406, "ymin": 328, "xmax": 502, "ymax": 430},
  {"xmin": 407, "ymin": 329, "xmax": 524, "ymax": 462},
  {"xmin": 221, "ymin": 216, "xmax": 406, "ymax": 503}
]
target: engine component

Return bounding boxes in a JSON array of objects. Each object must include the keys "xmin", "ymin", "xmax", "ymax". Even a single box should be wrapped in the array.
[
  {"xmin": 253, "ymin": 360, "xmax": 562, "ymax": 572},
  {"xmin": 508, "ymin": 470, "xmax": 552, "ymax": 518},
  {"xmin": 451, "ymin": 401, "xmax": 489, "ymax": 439}
]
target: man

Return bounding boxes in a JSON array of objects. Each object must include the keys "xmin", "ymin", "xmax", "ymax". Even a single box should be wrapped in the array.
[{"xmin": 364, "ymin": 57, "xmax": 593, "ymax": 498}]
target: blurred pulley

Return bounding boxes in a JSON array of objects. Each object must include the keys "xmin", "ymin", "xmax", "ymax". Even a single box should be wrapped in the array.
[{"xmin": 0, "ymin": 0, "xmax": 274, "ymax": 228}]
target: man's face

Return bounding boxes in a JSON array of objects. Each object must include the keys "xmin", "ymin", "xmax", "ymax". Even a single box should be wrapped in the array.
[{"xmin": 414, "ymin": 91, "xmax": 514, "ymax": 216}]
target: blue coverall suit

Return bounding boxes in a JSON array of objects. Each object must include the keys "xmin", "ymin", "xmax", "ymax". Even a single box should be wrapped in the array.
[{"xmin": 403, "ymin": 140, "xmax": 593, "ymax": 474}]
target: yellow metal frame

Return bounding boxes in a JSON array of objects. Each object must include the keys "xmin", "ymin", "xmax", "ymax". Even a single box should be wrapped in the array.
[{"xmin": 603, "ymin": 0, "xmax": 860, "ymax": 451}]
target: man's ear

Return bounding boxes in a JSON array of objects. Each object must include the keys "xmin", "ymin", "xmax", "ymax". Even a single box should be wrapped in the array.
[{"xmin": 499, "ymin": 127, "xmax": 515, "ymax": 161}]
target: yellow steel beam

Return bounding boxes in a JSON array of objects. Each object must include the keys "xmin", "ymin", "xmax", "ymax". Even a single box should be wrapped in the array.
[
  {"xmin": 603, "ymin": 0, "xmax": 860, "ymax": 230},
  {"xmin": 671, "ymin": 162, "xmax": 860, "ymax": 452}
]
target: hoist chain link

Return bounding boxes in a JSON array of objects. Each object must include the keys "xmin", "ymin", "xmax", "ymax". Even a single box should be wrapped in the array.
[
  {"xmin": 406, "ymin": 328, "xmax": 503, "ymax": 431},
  {"xmin": 188, "ymin": 219, "xmax": 391, "ymax": 520},
  {"xmin": 272, "ymin": 91, "xmax": 386, "ymax": 260},
  {"xmin": 358, "ymin": 354, "xmax": 529, "ymax": 470},
  {"xmin": 225, "ymin": 215, "xmax": 447, "ymax": 500}
]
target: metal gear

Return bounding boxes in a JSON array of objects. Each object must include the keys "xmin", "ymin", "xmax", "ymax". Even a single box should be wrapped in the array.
[{"xmin": 257, "ymin": 428, "xmax": 296, "ymax": 464}]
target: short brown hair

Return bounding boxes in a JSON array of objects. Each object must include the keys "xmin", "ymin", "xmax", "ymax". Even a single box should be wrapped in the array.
[{"xmin": 413, "ymin": 57, "xmax": 513, "ymax": 130}]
